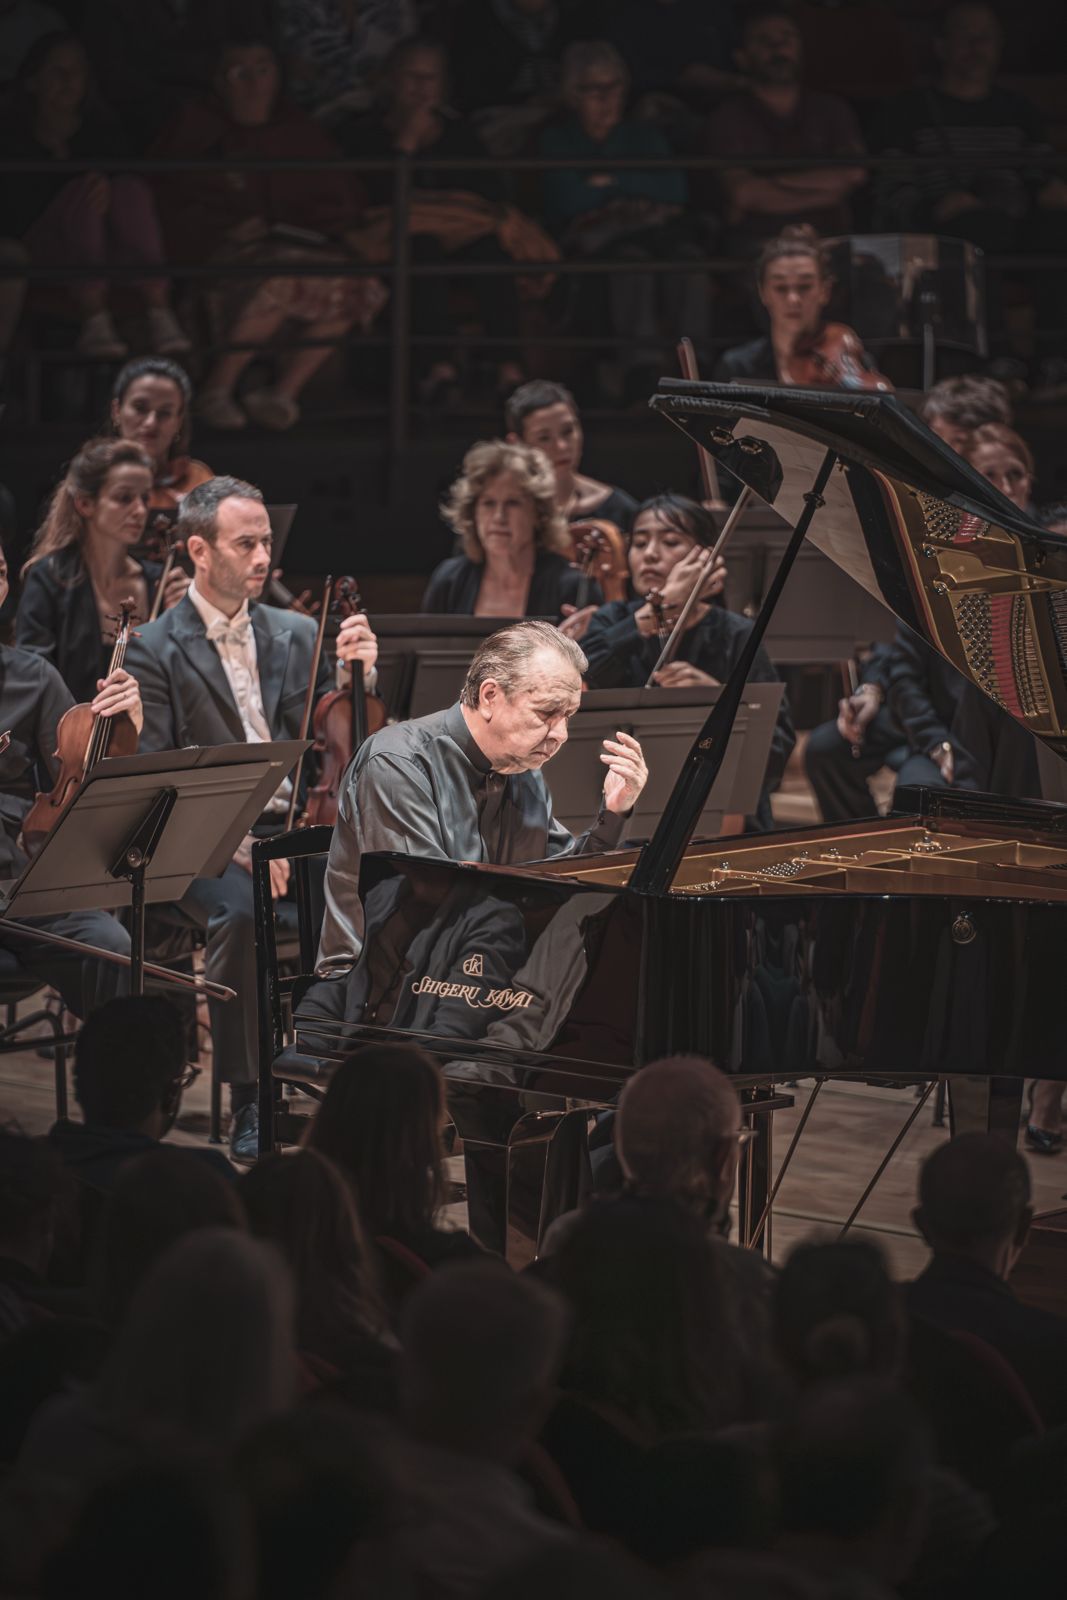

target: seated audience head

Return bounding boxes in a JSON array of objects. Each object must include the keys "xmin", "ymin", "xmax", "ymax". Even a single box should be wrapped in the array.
[
  {"xmin": 505, "ymin": 380, "xmax": 583, "ymax": 494},
  {"xmin": 615, "ymin": 1054, "xmax": 741, "ymax": 1225},
  {"xmin": 110, "ymin": 357, "xmax": 195, "ymax": 471},
  {"xmin": 935, "ymin": 2, "xmax": 1002, "ymax": 93},
  {"xmin": 550, "ymin": 1196, "xmax": 745, "ymax": 1437},
  {"xmin": 561, "ymin": 41, "xmax": 629, "ymax": 141},
  {"xmin": 96, "ymin": 1145, "xmax": 244, "ymax": 1324},
  {"xmin": 775, "ymin": 1380, "xmax": 932, "ymax": 1585},
  {"xmin": 919, "ymin": 374, "xmax": 1012, "ymax": 454},
  {"xmin": 0, "ymin": 1126, "xmax": 69, "ymax": 1285},
  {"xmin": 914, "ymin": 1132, "xmax": 1032, "ymax": 1278},
  {"xmin": 773, "ymin": 1239, "xmax": 903, "ymax": 1387},
  {"xmin": 215, "ymin": 38, "xmax": 282, "ymax": 128},
  {"xmin": 459, "ymin": 621, "xmax": 587, "ymax": 773},
  {"xmin": 235, "ymin": 1407, "xmax": 398, "ymax": 1600},
  {"xmin": 379, "ymin": 34, "xmax": 448, "ymax": 115},
  {"xmin": 441, "ymin": 438, "xmax": 570, "ymax": 566},
  {"xmin": 307, "ymin": 1043, "xmax": 448, "ymax": 1241},
  {"xmin": 178, "ymin": 475, "xmax": 272, "ymax": 613},
  {"xmin": 97, "ymin": 1227, "xmax": 296, "ymax": 1449},
  {"xmin": 757, "ymin": 225, "xmax": 831, "ymax": 340},
  {"xmin": 26, "ymin": 437, "xmax": 153, "ymax": 572},
  {"xmin": 734, "ymin": 3, "xmax": 805, "ymax": 87},
  {"xmin": 400, "ymin": 1259, "xmax": 569, "ymax": 1462},
  {"xmin": 41, "ymin": 1459, "xmax": 246, "ymax": 1600},
  {"xmin": 240, "ymin": 1149, "xmax": 389, "ymax": 1359},
  {"xmin": 72, "ymin": 995, "xmax": 189, "ymax": 1138},
  {"xmin": 628, "ymin": 493, "xmax": 717, "ymax": 597},
  {"xmin": 14, "ymin": 31, "xmax": 91, "ymax": 121},
  {"xmin": 964, "ymin": 422, "xmax": 1034, "ymax": 511}
]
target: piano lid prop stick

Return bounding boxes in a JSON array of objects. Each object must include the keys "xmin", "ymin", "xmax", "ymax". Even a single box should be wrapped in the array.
[{"xmin": 644, "ymin": 486, "xmax": 754, "ymax": 687}]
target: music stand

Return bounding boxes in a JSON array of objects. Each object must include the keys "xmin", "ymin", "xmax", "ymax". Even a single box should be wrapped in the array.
[
  {"xmin": 546, "ymin": 685, "xmax": 784, "ymax": 840},
  {"xmin": 0, "ymin": 742, "xmax": 307, "ymax": 993}
]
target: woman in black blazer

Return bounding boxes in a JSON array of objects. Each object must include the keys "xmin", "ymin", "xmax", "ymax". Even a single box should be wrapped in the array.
[{"xmin": 18, "ymin": 437, "xmax": 183, "ymax": 703}]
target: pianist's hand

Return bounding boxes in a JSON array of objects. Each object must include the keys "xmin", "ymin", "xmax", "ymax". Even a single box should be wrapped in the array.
[
  {"xmin": 601, "ymin": 730, "xmax": 648, "ymax": 814},
  {"xmin": 336, "ymin": 611, "xmax": 379, "ymax": 671},
  {"xmin": 92, "ymin": 669, "xmax": 143, "ymax": 736},
  {"xmin": 653, "ymin": 662, "xmax": 719, "ymax": 689}
]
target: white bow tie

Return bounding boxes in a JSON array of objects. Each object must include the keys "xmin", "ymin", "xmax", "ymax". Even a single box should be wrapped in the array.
[{"xmin": 207, "ymin": 614, "xmax": 252, "ymax": 648}]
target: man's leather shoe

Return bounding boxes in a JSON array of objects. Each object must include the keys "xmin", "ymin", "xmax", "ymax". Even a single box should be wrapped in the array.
[{"xmin": 230, "ymin": 1102, "xmax": 260, "ymax": 1164}]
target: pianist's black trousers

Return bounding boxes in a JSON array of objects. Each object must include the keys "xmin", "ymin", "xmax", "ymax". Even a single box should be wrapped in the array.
[{"xmin": 804, "ymin": 708, "xmax": 912, "ymax": 821}]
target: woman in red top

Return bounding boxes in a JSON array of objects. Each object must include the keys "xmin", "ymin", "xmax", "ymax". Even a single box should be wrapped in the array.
[{"xmin": 151, "ymin": 39, "xmax": 385, "ymax": 432}]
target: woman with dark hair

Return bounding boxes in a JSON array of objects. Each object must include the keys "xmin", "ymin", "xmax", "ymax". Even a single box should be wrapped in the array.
[
  {"xmin": 714, "ymin": 224, "xmax": 887, "ymax": 390},
  {"xmin": 240, "ymin": 1149, "xmax": 396, "ymax": 1386},
  {"xmin": 306, "ymin": 1044, "xmax": 482, "ymax": 1279},
  {"xmin": 582, "ymin": 492, "xmax": 794, "ymax": 827},
  {"xmin": 109, "ymin": 357, "xmax": 213, "ymax": 514},
  {"xmin": 5, "ymin": 32, "xmax": 189, "ymax": 359},
  {"xmin": 17, "ymin": 437, "xmax": 186, "ymax": 702}
]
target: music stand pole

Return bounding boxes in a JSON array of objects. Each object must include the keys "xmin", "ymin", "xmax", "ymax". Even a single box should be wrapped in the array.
[{"xmin": 109, "ymin": 786, "xmax": 178, "ymax": 995}]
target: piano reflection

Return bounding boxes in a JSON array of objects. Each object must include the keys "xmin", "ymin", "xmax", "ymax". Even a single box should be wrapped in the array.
[{"xmin": 279, "ymin": 385, "xmax": 1067, "ymax": 1262}]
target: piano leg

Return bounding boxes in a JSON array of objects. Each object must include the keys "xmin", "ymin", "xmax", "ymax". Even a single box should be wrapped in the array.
[{"xmin": 947, "ymin": 1075, "xmax": 1024, "ymax": 1142}]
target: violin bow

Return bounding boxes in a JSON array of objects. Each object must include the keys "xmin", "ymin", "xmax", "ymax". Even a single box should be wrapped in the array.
[
  {"xmin": 677, "ymin": 336, "xmax": 722, "ymax": 505},
  {"xmin": 284, "ymin": 577, "xmax": 333, "ymax": 833}
]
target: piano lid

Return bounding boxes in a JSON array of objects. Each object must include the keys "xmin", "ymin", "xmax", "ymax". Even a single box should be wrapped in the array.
[{"xmin": 652, "ymin": 380, "xmax": 1067, "ymax": 762}]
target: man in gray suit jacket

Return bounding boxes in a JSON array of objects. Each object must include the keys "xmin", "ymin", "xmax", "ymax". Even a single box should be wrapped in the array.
[{"xmin": 126, "ymin": 476, "xmax": 377, "ymax": 1159}]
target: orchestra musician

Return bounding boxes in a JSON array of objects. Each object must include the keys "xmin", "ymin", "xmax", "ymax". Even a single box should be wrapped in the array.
[
  {"xmin": 0, "ymin": 540, "xmax": 142, "ymax": 1017},
  {"xmin": 109, "ymin": 356, "xmax": 213, "ymax": 515},
  {"xmin": 582, "ymin": 494, "xmax": 795, "ymax": 828},
  {"xmin": 714, "ymin": 224, "xmax": 891, "ymax": 391},
  {"xmin": 503, "ymin": 380, "xmax": 638, "ymax": 533},
  {"xmin": 421, "ymin": 441, "xmax": 604, "ymax": 623},
  {"xmin": 17, "ymin": 439, "xmax": 190, "ymax": 706},
  {"xmin": 124, "ymin": 475, "xmax": 377, "ymax": 1161}
]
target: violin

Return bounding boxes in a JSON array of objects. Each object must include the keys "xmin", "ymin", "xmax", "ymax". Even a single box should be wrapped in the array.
[
  {"xmin": 22, "ymin": 601, "xmax": 139, "ymax": 854},
  {"xmin": 569, "ymin": 520, "xmax": 629, "ymax": 606},
  {"xmin": 781, "ymin": 322, "xmax": 892, "ymax": 393},
  {"xmin": 286, "ymin": 577, "xmax": 387, "ymax": 831}
]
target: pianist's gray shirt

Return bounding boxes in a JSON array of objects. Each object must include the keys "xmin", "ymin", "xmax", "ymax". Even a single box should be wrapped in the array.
[{"xmin": 316, "ymin": 701, "xmax": 626, "ymax": 974}]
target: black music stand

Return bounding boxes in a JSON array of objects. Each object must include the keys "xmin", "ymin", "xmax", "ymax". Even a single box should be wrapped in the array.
[{"xmin": 0, "ymin": 742, "xmax": 307, "ymax": 993}]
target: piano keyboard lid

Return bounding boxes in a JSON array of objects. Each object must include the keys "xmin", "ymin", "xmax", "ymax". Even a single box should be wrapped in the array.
[{"xmin": 651, "ymin": 381, "xmax": 1067, "ymax": 764}]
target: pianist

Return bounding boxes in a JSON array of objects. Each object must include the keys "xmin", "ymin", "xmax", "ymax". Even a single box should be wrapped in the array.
[{"xmin": 315, "ymin": 620, "xmax": 648, "ymax": 976}]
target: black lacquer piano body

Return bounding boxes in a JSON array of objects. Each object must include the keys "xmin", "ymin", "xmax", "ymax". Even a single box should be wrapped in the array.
[{"xmin": 290, "ymin": 387, "xmax": 1067, "ymax": 1257}]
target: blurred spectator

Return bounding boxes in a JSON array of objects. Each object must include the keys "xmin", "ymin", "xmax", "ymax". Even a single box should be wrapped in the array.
[
  {"xmin": 5, "ymin": 33, "xmax": 189, "ymax": 359},
  {"xmin": 109, "ymin": 356, "xmax": 213, "ymax": 517},
  {"xmin": 540, "ymin": 40, "xmax": 709, "ymax": 400},
  {"xmin": 151, "ymin": 39, "xmax": 384, "ymax": 431},
  {"xmin": 918, "ymin": 371, "xmax": 1013, "ymax": 454},
  {"xmin": 0, "ymin": 0, "xmax": 59, "ymax": 82},
  {"xmin": 908, "ymin": 1132, "xmax": 1067, "ymax": 1426},
  {"xmin": 18, "ymin": 1229, "xmax": 296, "ymax": 1492},
  {"xmin": 341, "ymin": 36, "xmax": 523, "ymax": 403},
  {"xmin": 80, "ymin": 0, "xmax": 273, "ymax": 139},
  {"xmin": 448, "ymin": 0, "xmax": 575, "ymax": 152},
  {"xmin": 0, "ymin": 1127, "xmax": 70, "ymax": 1335},
  {"xmin": 397, "ymin": 1259, "xmax": 574, "ymax": 1597},
  {"xmin": 505, "ymin": 378, "xmax": 639, "ymax": 530},
  {"xmin": 963, "ymin": 421, "xmax": 1036, "ymax": 512},
  {"xmin": 275, "ymin": 0, "xmax": 415, "ymax": 124},
  {"xmin": 875, "ymin": 3, "xmax": 1067, "ymax": 254},
  {"xmin": 705, "ymin": 2, "xmax": 866, "ymax": 254},
  {"xmin": 235, "ymin": 1408, "xmax": 403, "ymax": 1600},
  {"xmin": 239, "ymin": 1149, "xmax": 395, "ymax": 1382},
  {"xmin": 48, "ymin": 995, "xmax": 233, "ymax": 1198},
  {"xmin": 306, "ymin": 1044, "xmax": 483, "ymax": 1290}
]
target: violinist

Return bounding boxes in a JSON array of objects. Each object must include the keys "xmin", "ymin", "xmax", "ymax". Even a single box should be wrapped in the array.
[
  {"xmin": 124, "ymin": 475, "xmax": 375, "ymax": 1163},
  {"xmin": 422, "ymin": 440, "xmax": 604, "ymax": 624},
  {"xmin": 504, "ymin": 381, "xmax": 638, "ymax": 533},
  {"xmin": 17, "ymin": 439, "xmax": 189, "ymax": 705},
  {"xmin": 582, "ymin": 493, "xmax": 795, "ymax": 828},
  {"xmin": 714, "ymin": 225, "xmax": 891, "ymax": 392},
  {"xmin": 0, "ymin": 539, "xmax": 141, "ymax": 1018},
  {"xmin": 109, "ymin": 356, "xmax": 213, "ymax": 516}
]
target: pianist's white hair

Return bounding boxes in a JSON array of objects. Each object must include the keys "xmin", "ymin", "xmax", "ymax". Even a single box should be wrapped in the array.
[{"xmin": 461, "ymin": 620, "xmax": 587, "ymax": 707}]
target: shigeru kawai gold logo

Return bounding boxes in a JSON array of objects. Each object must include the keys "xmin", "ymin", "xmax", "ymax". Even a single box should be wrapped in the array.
[{"xmin": 411, "ymin": 953, "xmax": 533, "ymax": 1011}]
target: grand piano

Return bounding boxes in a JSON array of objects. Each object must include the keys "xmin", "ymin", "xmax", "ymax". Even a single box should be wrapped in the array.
[{"xmin": 278, "ymin": 385, "xmax": 1067, "ymax": 1260}]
